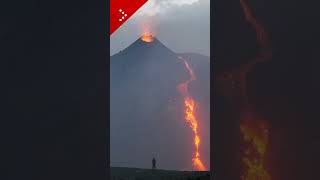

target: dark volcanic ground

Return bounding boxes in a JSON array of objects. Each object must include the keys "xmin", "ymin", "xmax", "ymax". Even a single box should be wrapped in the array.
[{"xmin": 110, "ymin": 167, "xmax": 210, "ymax": 180}]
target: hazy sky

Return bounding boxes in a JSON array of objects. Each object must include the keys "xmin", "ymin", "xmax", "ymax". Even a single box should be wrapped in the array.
[{"xmin": 110, "ymin": 0, "xmax": 210, "ymax": 56}]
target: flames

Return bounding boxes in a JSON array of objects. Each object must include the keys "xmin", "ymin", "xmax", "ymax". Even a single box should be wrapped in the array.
[
  {"xmin": 239, "ymin": 0, "xmax": 272, "ymax": 179},
  {"xmin": 177, "ymin": 56, "xmax": 206, "ymax": 171}
]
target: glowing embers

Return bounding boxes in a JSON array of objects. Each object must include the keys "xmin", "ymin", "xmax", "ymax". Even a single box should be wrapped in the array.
[
  {"xmin": 237, "ymin": 0, "xmax": 272, "ymax": 178},
  {"xmin": 141, "ymin": 33, "xmax": 154, "ymax": 42},
  {"xmin": 240, "ymin": 120, "xmax": 271, "ymax": 180},
  {"xmin": 178, "ymin": 56, "xmax": 206, "ymax": 171}
]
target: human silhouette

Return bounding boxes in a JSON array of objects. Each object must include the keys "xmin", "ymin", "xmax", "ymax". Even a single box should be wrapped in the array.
[{"xmin": 152, "ymin": 157, "xmax": 156, "ymax": 170}]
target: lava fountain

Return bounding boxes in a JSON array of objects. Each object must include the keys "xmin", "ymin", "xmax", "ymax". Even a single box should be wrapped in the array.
[
  {"xmin": 140, "ymin": 23, "xmax": 154, "ymax": 42},
  {"xmin": 141, "ymin": 33, "xmax": 154, "ymax": 42},
  {"xmin": 177, "ymin": 56, "xmax": 206, "ymax": 171}
]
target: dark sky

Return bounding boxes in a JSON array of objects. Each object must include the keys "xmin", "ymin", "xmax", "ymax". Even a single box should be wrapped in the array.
[{"xmin": 1, "ymin": 1, "xmax": 108, "ymax": 179}]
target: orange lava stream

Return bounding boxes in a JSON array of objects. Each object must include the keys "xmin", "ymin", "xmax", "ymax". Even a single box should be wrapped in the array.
[
  {"xmin": 240, "ymin": 0, "xmax": 272, "ymax": 179},
  {"xmin": 177, "ymin": 56, "xmax": 206, "ymax": 171},
  {"xmin": 240, "ymin": 119, "xmax": 270, "ymax": 180}
]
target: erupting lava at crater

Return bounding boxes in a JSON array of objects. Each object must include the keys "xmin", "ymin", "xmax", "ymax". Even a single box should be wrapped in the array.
[{"xmin": 141, "ymin": 33, "xmax": 154, "ymax": 42}]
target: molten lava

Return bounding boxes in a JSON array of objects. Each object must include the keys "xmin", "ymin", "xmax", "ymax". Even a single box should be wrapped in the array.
[
  {"xmin": 140, "ymin": 21, "xmax": 155, "ymax": 42},
  {"xmin": 177, "ymin": 56, "xmax": 206, "ymax": 171},
  {"xmin": 239, "ymin": 0, "xmax": 272, "ymax": 179},
  {"xmin": 215, "ymin": 0, "xmax": 273, "ymax": 178},
  {"xmin": 141, "ymin": 33, "xmax": 154, "ymax": 42},
  {"xmin": 240, "ymin": 115, "xmax": 271, "ymax": 180}
]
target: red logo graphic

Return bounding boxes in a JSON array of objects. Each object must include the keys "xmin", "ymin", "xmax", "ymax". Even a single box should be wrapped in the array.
[{"xmin": 110, "ymin": 0, "xmax": 148, "ymax": 35}]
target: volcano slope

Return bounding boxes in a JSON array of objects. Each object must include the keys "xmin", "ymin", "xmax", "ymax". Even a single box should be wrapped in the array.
[{"xmin": 110, "ymin": 37, "xmax": 210, "ymax": 170}]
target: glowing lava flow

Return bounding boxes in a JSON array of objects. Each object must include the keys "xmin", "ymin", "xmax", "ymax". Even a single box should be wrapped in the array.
[
  {"xmin": 177, "ymin": 56, "xmax": 206, "ymax": 171},
  {"xmin": 215, "ymin": 0, "xmax": 272, "ymax": 178},
  {"xmin": 240, "ymin": 118, "xmax": 270, "ymax": 180},
  {"xmin": 239, "ymin": 0, "xmax": 272, "ymax": 179}
]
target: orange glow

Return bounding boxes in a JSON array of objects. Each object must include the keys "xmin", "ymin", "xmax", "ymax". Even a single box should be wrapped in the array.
[
  {"xmin": 141, "ymin": 33, "xmax": 154, "ymax": 42},
  {"xmin": 239, "ymin": 0, "xmax": 272, "ymax": 179},
  {"xmin": 215, "ymin": 0, "xmax": 272, "ymax": 178},
  {"xmin": 240, "ymin": 119, "xmax": 271, "ymax": 180},
  {"xmin": 177, "ymin": 56, "xmax": 206, "ymax": 171},
  {"xmin": 140, "ymin": 23, "xmax": 154, "ymax": 42}
]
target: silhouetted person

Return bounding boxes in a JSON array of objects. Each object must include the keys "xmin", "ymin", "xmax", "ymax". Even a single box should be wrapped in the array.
[{"xmin": 152, "ymin": 157, "xmax": 156, "ymax": 170}]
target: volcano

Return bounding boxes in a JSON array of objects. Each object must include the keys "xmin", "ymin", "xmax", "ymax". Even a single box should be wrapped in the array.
[{"xmin": 110, "ymin": 36, "xmax": 210, "ymax": 171}]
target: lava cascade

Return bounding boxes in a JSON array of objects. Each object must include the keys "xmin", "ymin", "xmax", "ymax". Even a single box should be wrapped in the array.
[
  {"xmin": 239, "ymin": 0, "xmax": 272, "ymax": 179},
  {"xmin": 216, "ymin": 0, "xmax": 273, "ymax": 178},
  {"xmin": 177, "ymin": 56, "xmax": 206, "ymax": 171}
]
